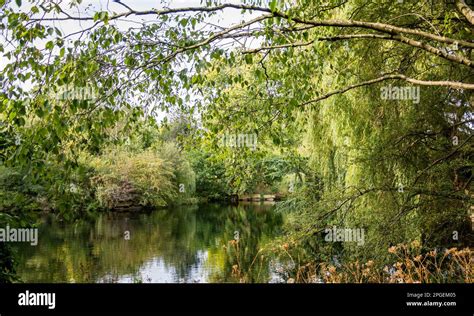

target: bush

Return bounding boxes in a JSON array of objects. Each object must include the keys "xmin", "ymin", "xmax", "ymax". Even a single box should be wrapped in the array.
[
  {"xmin": 188, "ymin": 149, "xmax": 230, "ymax": 201},
  {"xmin": 0, "ymin": 166, "xmax": 44, "ymax": 215}
]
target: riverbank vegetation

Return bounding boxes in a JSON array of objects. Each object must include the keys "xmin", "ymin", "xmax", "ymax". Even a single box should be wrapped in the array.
[{"xmin": 0, "ymin": 0, "xmax": 473, "ymax": 283}]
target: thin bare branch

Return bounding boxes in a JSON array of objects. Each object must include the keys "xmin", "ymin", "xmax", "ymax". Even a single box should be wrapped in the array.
[
  {"xmin": 301, "ymin": 74, "xmax": 474, "ymax": 107},
  {"xmin": 28, "ymin": 3, "xmax": 474, "ymax": 49},
  {"xmin": 243, "ymin": 34, "xmax": 473, "ymax": 68}
]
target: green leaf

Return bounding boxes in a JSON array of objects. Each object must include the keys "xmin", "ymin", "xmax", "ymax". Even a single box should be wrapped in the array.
[
  {"xmin": 15, "ymin": 0, "xmax": 21, "ymax": 7},
  {"xmin": 303, "ymin": 31, "xmax": 309, "ymax": 41},
  {"xmin": 45, "ymin": 41, "xmax": 54, "ymax": 50},
  {"xmin": 100, "ymin": 11, "xmax": 109, "ymax": 24},
  {"xmin": 9, "ymin": 111, "xmax": 16, "ymax": 121},
  {"xmin": 245, "ymin": 54, "xmax": 253, "ymax": 65},
  {"xmin": 124, "ymin": 56, "xmax": 134, "ymax": 66}
]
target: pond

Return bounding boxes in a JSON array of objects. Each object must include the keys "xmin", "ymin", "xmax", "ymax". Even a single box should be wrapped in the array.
[{"xmin": 13, "ymin": 203, "xmax": 285, "ymax": 283}]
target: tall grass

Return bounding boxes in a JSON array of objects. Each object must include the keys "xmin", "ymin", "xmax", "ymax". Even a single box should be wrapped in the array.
[
  {"xmin": 226, "ymin": 239, "xmax": 472, "ymax": 283},
  {"xmin": 292, "ymin": 243, "xmax": 472, "ymax": 283}
]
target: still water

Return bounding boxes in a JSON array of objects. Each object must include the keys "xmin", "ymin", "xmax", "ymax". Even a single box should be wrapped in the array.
[{"xmin": 14, "ymin": 203, "xmax": 284, "ymax": 283}]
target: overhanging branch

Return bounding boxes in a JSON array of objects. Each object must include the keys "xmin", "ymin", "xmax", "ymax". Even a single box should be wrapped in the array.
[
  {"xmin": 301, "ymin": 74, "xmax": 474, "ymax": 107},
  {"xmin": 243, "ymin": 34, "xmax": 473, "ymax": 68},
  {"xmin": 27, "ymin": 3, "xmax": 474, "ymax": 49}
]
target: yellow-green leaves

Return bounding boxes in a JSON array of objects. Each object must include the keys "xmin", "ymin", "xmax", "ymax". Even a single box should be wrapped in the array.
[
  {"xmin": 93, "ymin": 11, "xmax": 109, "ymax": 24},
  {"xmin": 244, "ymin": 54, "xmax": 253, "ymax": 65},
  {"xmin": 269, "ymin": 0, "xmax": 277, "ymax": 13}
]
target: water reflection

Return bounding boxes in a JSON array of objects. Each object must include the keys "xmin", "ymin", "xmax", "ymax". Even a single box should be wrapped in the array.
[{"xmin": 14, "ymin": 203, "xmax": 283, "ymax": 283}]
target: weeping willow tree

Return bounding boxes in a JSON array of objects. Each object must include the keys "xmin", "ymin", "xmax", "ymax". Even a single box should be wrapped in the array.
[
  {"xmin": 311, "ymin": 1, "xmax": 472, "ymax": 261},
  {"xmin": 188, "ymin": 0, "xmax": 474, "ymax": 261},
  {"xmin": 1, "ymin": 0, "xmax": 473, "ymax": 270}
]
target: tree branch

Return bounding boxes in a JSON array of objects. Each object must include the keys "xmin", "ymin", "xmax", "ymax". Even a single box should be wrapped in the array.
[
  {"xmin": 243, "ymin": 34, "xmax": 473, "ymax": 68},
  {"xmin": 29, "ymin": 3, "xmax": 474, "ymax": 49},
  {"xmin": 31, "ymin": 4, "xmax": 270, "ymax": 22},
  {"xmin": 456, "ymin": 0, "xmax": 474, "ymax": 25},
  {"xmin": 412, "ymin": 134, "xmax": 474, "ymax": 186},
  {"xmin": 272, "ymin": 13, "xmax": 474, "ymax": 49},
  {"xmin": 148, "ymin": 14, "xmax": 272, "ymax": 66}
]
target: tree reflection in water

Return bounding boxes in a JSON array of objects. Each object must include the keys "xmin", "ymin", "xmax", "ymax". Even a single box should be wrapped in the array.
[{"xmin": 14, "ymin": 203, "xmax": 283, "ymax": 283}]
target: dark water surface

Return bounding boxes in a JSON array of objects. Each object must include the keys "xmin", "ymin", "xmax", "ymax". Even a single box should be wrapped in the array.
[{"xmin": 14, "ymin": 203, "xmax": 284, "ymax": 283}]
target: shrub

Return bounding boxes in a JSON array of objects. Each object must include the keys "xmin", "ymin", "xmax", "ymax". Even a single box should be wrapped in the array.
[
  {"xmin": 89, "ymin": 149, "xmax": 177, "ymax": 209},
  {"xmin": 0, "ymin": 166, "xmax": 44, "ymax": 215}
]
